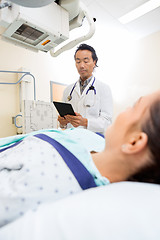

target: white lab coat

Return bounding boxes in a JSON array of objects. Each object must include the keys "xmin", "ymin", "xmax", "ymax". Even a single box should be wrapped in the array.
[{"xmin": 62, "ymin": 76, "xmax": 113, "ymax": 135}]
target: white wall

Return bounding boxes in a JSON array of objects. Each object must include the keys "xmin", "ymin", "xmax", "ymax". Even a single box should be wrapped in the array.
[{"xmin": 1, "ymin": 26, "xmax": 160, "ymax": 137}]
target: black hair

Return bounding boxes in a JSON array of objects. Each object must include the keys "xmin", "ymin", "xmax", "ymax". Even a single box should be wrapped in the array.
[
  {"xmin": 74, "ymin": 43, "xmax": 98, "ymax": 67},
  {"xmin": 128, "ymin": 98, "xmax": 160, "ymax": 184}
]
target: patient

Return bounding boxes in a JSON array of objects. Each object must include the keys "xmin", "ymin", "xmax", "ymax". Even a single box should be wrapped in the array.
[
  {"xmin": 0, "ymin": 89, "xmax": 160, "ymax": 227},
  {"xmin": 92, "ymin": 89, "xmax": 160, "ymax": 184}
]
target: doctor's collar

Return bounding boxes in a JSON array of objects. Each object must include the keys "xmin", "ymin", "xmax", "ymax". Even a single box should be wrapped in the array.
[{"xmin": 79, "ymin": 76, "xmax": 92, "ymax": 85}]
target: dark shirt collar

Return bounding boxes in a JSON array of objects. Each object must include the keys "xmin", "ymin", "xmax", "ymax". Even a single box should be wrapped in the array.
[{"xmin": 79, "ymin": 76, "xmax": 92, "ymax": 94}]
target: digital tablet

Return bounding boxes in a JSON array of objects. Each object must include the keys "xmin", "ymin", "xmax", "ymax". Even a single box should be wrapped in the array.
[{"xmin": 53, "ymin": 101, "xmax": 76, "ymax": 117}]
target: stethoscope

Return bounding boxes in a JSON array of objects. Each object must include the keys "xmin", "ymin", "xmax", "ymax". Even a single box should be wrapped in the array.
[{"xmin": 67, "ymin": 77, "xmax": 96, "ymax": 101}]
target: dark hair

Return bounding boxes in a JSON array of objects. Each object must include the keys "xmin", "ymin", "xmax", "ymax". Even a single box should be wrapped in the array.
[
  {"xmin": 74, "ymin": 44, "xmax": 98, "ymax": 67},
  {"xmin": 128, "ymin": 98, "xmax": 160, "ymax": 184}
]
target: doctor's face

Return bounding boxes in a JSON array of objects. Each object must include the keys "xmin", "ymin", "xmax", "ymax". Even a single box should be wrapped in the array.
[{"xmin": 75, "ymin": 50, "xmax": 96, "ymax": 81}]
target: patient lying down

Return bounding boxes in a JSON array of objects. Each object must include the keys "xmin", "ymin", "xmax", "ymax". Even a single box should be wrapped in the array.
[{"xmin": 0, "ymin": 90, "xmax": 160, "ymax": 227}]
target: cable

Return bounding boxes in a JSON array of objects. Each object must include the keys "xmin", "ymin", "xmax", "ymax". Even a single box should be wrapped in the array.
[
  {"xmin": 0, "ymin": 70, "xmax": 36, "ymax": 101},
  {"xmin": 14, "ymin": 114, "xmax": 22, "ymax": 128}
]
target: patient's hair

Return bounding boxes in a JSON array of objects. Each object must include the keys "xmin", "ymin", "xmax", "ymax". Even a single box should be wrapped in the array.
[
  {"xmin": 74, "ymin": 43, "xmax": 98, "ymax": 67},
  {"xmin": 128, "ymin": 98, "xmax": 160, "ymax": 184}
]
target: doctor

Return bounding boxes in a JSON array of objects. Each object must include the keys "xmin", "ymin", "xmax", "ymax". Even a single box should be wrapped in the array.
[{"xmin": 58, "ymin": 43, "xmax": 113, "ymax": 135}]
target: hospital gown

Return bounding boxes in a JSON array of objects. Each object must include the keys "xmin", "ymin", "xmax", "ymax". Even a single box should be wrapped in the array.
[{"xmin": 0, "ymin": 129, "xmax": 109, "ymax": 227}]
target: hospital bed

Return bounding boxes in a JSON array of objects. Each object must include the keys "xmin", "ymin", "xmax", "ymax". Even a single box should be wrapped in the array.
[
  {"xmin": 0, "ymin": 181, "xmax": 160, "ymax": 240},
  {"xmin": 0, "ymin": 129, "xmax": 160, "ymax": 239}
]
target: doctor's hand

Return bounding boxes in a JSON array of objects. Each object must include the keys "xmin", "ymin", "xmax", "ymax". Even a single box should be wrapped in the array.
[
  {"xmin": 58, "ymin": 115, "xmax": 69, "ymax": 128},
  {"xmin": 65, "ymin": 113, "xmax": 88, "ymax": 128}
]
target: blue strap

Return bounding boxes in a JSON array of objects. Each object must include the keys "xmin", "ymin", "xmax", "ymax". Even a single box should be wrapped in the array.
[
  {"xmin": 0, "ymin": 140, "xmax": 22, "ymax": 153},
  {"xmin": 96, "ymin": 132, "xmax": 104, "ymax": 138},
  {"xmin": 34, "ymin": 133, "xmax": 97, "ymax": 190}
]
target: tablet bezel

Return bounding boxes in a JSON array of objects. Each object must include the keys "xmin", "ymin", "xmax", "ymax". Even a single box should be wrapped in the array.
[{"xmin": 53, "ymin": 101, "xmax": 76, "ymax": 117}]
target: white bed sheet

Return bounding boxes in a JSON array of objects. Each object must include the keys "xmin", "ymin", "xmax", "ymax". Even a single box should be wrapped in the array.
[{"xmin": 0, "ymin": 181, "xmax": 160, "ymax": 240}]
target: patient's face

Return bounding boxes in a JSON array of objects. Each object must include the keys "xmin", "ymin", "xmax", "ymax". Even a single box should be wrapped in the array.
[{"xmin": 105, "ymin": 90, "xmax": 160, "ymax": 150}]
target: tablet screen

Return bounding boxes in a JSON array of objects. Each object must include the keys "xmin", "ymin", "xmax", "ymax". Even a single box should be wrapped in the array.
[{"xmin": 53, "ymin": 101, "xmax": 76, "ymax": 117}]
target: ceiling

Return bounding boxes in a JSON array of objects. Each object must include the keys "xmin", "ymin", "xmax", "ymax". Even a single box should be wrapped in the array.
[{"xmin": 81, "ymin": 0, "xmax": 160, "ymax": 39}]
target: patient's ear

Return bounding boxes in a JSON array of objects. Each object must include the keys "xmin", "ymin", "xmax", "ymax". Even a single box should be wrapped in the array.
[{"xmin": 121, "ymin": 132, "xmax": 148, "ymax": 154}]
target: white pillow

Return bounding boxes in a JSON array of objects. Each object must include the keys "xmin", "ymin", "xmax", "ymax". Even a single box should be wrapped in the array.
[{"xmin": 0, "ymin": 182, "xmax": 160, "ymax": 240}]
